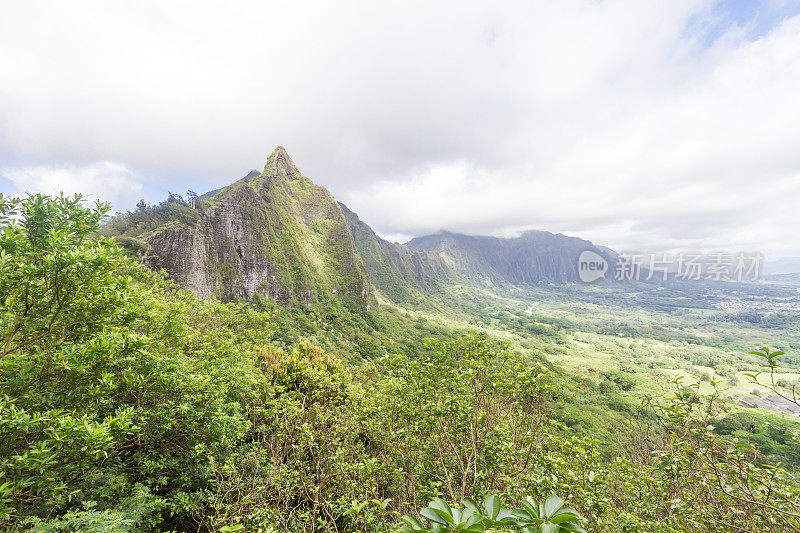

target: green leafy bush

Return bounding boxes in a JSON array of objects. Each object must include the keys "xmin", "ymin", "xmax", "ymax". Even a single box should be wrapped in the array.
[{"xmin": 401, "ymin": 493, "xmax": 585, "ymax": 532}]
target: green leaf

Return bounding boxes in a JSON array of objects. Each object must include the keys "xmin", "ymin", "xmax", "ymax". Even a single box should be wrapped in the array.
[
  {"xmin": 549, "ymin": 508, "xmax": 582, "ymax": 524},
  {"xmin": 461, "ymin": 508, "xmax": 483, "ymax": 529},
  {"xmin": 484, "ymin": 494, "xmax": 500, "ymax": 520},
  {"xmin": 402, "ymin": 515, "xmax": 425, "ymax": 528},
  {"xmin": 421, "ymin": 507, "xmax": 449, "ymax": 526},
  {"xmin": 540, "ymin": 524, "xmax": 559, "ymax": 533},
  {"xmin": 519, "ymin": 496, "xmax": 540, "ymax": 519},
  {"xmin": 462, "ymin": 497, "xmax": 481, "ymax": 516},
  {"xmin": 495, "ymin": 509, "xmax": 518, "ymax": 524},
  {"xmin": 543, "ymin": 494, "xmax": 565, "ymax": 519},
  {"xmin": 427, "ymin": 497, "xmax": 455, "ymax": 525}
]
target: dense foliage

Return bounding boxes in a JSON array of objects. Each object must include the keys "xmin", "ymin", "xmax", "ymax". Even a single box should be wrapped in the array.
[{"xmin": 2, "ymin": 194, "xmax": 800, "ymax": 532}]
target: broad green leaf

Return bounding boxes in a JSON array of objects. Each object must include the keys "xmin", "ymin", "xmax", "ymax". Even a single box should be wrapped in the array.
[
  {"xmin": 462, "ymin": 508, "xmax": 483, "ymax": 529},
  {"xmin": 542, "ymin": 523, "xmax": 561, "ymax": 533},
  {"xmin": 484, "ymin": 494, "xmax": 500, "ymax": 519},
  {"xmin": 401, "ymin": 515, "xmax": 426, "ymax": 530},
  {"xmin": 549, "ymin": 508, "xmax": 582, "ymax": 524},
  {"xmin": 462, "ymin": 497, "xmax": 481, "ymax": 516},
  {"xmin": 420, "ymin": 507, "xmax": 448, "ymax": 526},
  {"xmin": 543, "ymin": 494, "xmax": 565, "ymax": 519}
]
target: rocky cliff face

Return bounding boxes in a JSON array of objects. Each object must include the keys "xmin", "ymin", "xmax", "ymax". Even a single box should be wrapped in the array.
[
  {"xmin": 142, "ymin": 147, "xmax": 372, "ymax": 304},
  {"xmin": 407, "ymin": 230, "xmax": 616, "ymax": 285}
]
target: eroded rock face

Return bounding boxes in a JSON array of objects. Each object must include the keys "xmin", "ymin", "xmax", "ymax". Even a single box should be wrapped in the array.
[
  {"xmin": 143, "ymin": 225, "xmax": 212, "ymax": 299},
  {"xmin": 143, "ymin": 147, "xmax": 372, "ymax": 304}
]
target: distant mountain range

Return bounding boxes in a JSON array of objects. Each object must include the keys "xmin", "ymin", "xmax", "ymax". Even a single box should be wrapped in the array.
[
  {"xmin": 407, "ymin": 230, "xmax": 616, "ymax": 286},
  {"xmin": 764, "ymin": 257, "xmax": 800, "ymax": 276},
  {"xmin": 106, "ymin": 147, "xmax": 616, "ymax": 305}
]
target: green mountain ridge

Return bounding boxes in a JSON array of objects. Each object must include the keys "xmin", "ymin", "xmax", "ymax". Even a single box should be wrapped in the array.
[
  {"xmin": 107, "ymin": 146, "xmax": 618, "ymax": 307},
  {"xmin": 113, "ymin": 147, "xmax": 372, "ymax": 305}
]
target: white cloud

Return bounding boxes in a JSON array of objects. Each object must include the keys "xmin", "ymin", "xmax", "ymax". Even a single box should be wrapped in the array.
[
  {"xmin": 3, "ymin": 162, "xmax": 144, "ymax": 213},
  {"xmin": 348, "ymin": 7, "xmax": 800, "ymax": 259},
  {"xmin": 1, "ymin": 1, "xmax": 799, "ymax": 257}
]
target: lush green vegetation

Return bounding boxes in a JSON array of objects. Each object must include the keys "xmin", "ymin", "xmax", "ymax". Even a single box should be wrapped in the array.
[
  {"xmin": 3, "ymin": 194, "xmax": 800, "ymax": 532},
  {"xmin": 101, "ymin": 193, "xmax": 207, "ymax": 248}
]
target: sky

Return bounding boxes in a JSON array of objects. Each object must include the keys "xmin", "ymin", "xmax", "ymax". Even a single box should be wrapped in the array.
[{"xmin": 1, "ymin": 0, "xmax": 800, "ymax": 259}]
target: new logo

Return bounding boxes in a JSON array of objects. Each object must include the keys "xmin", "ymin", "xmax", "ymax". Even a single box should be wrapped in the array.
[{"xmin": 577, "ymin": 250, "xmax": 608, "ymax": 283}]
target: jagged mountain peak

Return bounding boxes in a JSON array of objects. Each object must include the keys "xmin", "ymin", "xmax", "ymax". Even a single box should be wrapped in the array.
[
  {"xmin": 263, "ymin": 145, "xmax": 302, "ymax": 182},
  {"xmin": 202, "ymin": 148, "xmax": 302, "ymax": 202},
  {"xmin": 113, "ymin": 146, "xmax": 617, "ymax": 306}
]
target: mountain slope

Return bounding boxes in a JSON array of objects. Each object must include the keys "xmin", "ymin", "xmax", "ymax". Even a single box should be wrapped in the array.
[
  {"xmin": 341, "ymin": 203, "xmax": 455, "ymax": 305},
  {"xmin": 132, "ymin": 147, "xmax": 372, "ymax": 304}
]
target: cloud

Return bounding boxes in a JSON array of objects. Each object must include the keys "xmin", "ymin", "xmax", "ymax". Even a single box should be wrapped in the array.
[
  {"xmin": 2, "ymin": 162, "xmax": 144, "ymax": 213},
  {"xmin": 1, "ymin": 0, "xmax": 799, "ymax": 257},
  {"xmin": 347, "ymin": 5, "xmax": 800, "ymax": 258}
]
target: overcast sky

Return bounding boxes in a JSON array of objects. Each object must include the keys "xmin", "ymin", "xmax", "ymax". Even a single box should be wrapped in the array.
[{"xmin": 1, "ymin": 1, "xmax": 800, "ymax": 258}]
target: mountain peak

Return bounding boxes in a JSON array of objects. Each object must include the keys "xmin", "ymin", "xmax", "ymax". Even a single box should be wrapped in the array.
[
  {"xmin": 130, "ymin": 145, "xmax": 371, "ymax": 304},
  {"xmin": 264, "ymin": 145, "xmax": 301, "ymax": 181}
]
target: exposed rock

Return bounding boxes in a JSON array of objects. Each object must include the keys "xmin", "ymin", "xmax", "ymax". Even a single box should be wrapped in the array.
[{"xmin": 738, "ymin": 395, "xmax": 800, "ymax": 417}]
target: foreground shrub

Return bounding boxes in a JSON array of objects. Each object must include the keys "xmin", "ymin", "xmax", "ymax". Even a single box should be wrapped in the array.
[{"xmin": 401, "ymin": 493, "xmax": 586, "ymax": 532}]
